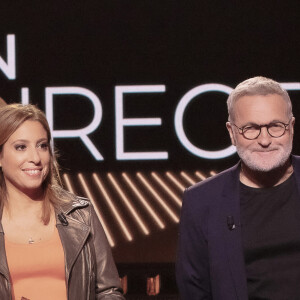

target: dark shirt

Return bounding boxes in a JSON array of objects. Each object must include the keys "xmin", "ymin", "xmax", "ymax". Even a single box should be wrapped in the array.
[{"xmin": 240, "ymin": 174, "xmax": 300, "ymax": 300}]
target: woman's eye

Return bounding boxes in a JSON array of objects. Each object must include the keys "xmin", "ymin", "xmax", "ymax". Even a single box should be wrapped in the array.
[
  {"xmin": 38, "ymin": 143, "xmax": 49, "ymax": 150},
  {"xmin": 15, "ymin": 144, "xmax": 26, "ymax": 151}
]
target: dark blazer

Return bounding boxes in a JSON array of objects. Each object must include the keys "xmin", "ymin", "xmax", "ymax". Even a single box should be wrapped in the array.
[{"xmin": 176, "ymin": 155, "xmax": 300, "ymax": 300}]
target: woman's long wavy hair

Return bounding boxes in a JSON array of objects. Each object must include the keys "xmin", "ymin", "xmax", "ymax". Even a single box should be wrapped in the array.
[{"xmin": 0, "ymin": 103, "xmax": 69, "ymax": 224}]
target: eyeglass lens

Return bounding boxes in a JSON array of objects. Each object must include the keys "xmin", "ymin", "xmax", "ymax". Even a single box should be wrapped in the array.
[{"xmin": 243, "ymin": 123, "xmax": 286, "ymax": 139}]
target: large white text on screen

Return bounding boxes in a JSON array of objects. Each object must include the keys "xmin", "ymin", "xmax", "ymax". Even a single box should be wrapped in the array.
[{"xmin": 1, "ymin": 34, "xmax": 300, "ymax": 160}]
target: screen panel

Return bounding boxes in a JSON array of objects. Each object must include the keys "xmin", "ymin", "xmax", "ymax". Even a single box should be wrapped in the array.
[{"xmin": 1, "ymin": 1, "xmax": 300, "ymax": 263}]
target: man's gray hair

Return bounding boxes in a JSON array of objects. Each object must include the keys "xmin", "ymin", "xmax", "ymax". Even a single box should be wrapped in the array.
[{"xmin": 227, "ymin": 76, "xmax": 293, "ymax": 121}]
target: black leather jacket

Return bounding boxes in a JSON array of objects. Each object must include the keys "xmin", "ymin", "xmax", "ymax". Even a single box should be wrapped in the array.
[{"xmin": 0, "ymin": 196, "xmax": 125, "ymax": 299}]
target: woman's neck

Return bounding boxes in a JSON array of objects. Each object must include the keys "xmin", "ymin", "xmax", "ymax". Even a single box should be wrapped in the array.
[{"xmin": 4, "ymin": 187, "xmax": 45, "ymax": 219}]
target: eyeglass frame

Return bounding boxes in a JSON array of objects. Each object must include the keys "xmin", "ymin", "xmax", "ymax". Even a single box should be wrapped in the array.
[{"xmin": 230, "ymin": 119, "xmax": 292, "ymax": 140}]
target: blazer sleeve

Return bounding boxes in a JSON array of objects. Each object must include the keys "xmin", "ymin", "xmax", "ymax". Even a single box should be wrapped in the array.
[
  {"xmin": 176, "ymin": 189, "xmax": 212, "ymax": 300},
  {"xmin": 90, "ymin": 206, "xmax": 125, "ymax": 299}
]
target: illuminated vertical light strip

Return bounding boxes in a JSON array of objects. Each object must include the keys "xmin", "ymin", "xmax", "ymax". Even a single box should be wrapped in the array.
[
  {"xmin": 122, "ymin": 173, "xmax": 165, "ymax": 229},
  {"xmin": 78, "ymin": 173, "xmax": 115, "ymax": 247},
  {"xmin": 151, "ymin": 172, "xmax": 182, "ymax": 207},
  {"xmin": 137, "ymin": 173, "xmax": 179, "ymax": 223},
  {"xmin": 93, "ymin": 173, "xmax": 133, "ymax": 242},
  {"xmin": 195, "ymin": 171, "xmax": 207, "ymax": 181},
  {"xmin": 62, "ymin": 173, "xmax": 75, "ymax": 194},
  {"xmin": 165, "ymin": 172, "xmax": 185, "ymax": 191},
  {"xmin": 108, "ymin": 173, "xmax": 150, "ymax": 235},
  {"xmin": 210, "ymin": 170, "xmax": 217, "ymax": 176},
  {"xmin": 180, "ymin": 171, "xmax": 196, "ymax": 185}
]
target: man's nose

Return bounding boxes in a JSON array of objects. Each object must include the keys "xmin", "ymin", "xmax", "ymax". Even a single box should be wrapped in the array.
[{"xmin": 257, "ymin": 127, "xmax": 272, "ymax": 146}]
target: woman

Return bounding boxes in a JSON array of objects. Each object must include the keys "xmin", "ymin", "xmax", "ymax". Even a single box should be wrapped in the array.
[{"xmin": 0, "ymin": 103, "xmax": 125, "ymax": 299}]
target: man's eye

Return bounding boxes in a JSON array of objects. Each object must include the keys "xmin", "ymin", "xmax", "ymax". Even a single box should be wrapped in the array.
[
  {"xmin": 15, "ymin": 144, "xmax": 26, "ymax": 151},
  {"xmin": 269, "ymin": 123, "xmax": 285, "ymax": 132},
  {"xmin": 270, "ymin": 123, "xmax": 284, "ymax": 128},
  {"xmin": 243, "ymin": 126, "xmax": 258, "ymax": 132}
]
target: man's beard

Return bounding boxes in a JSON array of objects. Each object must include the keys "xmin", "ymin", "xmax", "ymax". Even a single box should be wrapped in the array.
[{"xmin": 236, "ymin": 141, "xmax": 293, "ymax": 172}]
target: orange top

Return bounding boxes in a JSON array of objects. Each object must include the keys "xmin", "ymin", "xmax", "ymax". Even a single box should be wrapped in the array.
[{"xmin": 5, "ymin": 227, "xmax": 67, "ymax": 300}]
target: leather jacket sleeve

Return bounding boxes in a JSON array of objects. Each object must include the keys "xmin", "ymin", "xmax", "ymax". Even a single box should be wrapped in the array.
[{"xmin": 90, "ymin": 206, "xmax": 125, "ymax": 299}]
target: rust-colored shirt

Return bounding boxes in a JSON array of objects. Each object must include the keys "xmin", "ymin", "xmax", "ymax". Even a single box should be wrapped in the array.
[{"xmin": 5, "ymin": 227, "xmax": 67, "ymax": 300}]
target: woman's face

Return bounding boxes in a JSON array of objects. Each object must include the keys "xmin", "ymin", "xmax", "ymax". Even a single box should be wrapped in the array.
[{"xmin": 0, "ymin": 120, "xmax": 51, "ymax": 198}]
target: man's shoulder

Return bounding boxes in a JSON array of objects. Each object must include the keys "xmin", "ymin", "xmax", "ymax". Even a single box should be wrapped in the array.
[
  {"xmin": 181, "ymin": 163, "xmax": 239, "ymax": 218},
  {"xmin": 186, "ymin": 163, "xmax": 239, "ymax": 196},
  {"xmin": 292, "ymin": 155, "xmax": 300, "ymax": 166}
]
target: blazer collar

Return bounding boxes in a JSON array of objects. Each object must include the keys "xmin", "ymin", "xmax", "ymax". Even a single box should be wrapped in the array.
[{"xmin": 292, "ymin": 155, "xmax": 300, "ymax": 192}]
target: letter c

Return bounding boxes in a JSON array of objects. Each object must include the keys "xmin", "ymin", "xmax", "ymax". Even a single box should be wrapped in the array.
[{"xmin": 174, "ymin": 84, "xmax": 236, "ymax": 159}]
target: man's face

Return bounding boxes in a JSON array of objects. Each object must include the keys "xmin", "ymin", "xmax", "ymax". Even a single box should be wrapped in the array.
[{"xmin": 226, "ymin": 94, "xmax": 295, "ymax": 172}]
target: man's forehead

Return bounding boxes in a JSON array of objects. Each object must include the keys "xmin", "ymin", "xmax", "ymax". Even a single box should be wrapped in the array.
[
  {"xmin": 233, "ymin": 94, "xmax": 289, "ymax": 123},
  {"xmin": 235, "ymin": 93, "xmax": 286, "ymax": 103}
]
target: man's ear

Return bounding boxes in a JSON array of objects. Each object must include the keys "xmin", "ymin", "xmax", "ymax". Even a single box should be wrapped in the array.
[
  {"xmin": 291, "ymin": 117, "xmax": 296, "ymax": 136},
  {"xmin": 226, "ymin": 122, "xmax": 236, "ymax": 146}
]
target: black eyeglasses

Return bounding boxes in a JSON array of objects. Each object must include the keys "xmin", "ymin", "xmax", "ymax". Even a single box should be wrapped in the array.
[{"xmin": 231, "ymin": 120, "xmax": 292, "ymax": 140}]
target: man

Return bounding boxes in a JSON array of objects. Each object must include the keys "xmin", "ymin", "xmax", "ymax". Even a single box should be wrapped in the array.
[{"xmin": 176, "ymin": 76, "xmax": 300, "ymax": 299}]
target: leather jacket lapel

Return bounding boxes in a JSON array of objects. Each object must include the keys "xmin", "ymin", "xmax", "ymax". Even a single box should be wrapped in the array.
[
  {"xmin": 0, "ymin": 234, "xmax": 10, "ymax": 282},
  {"xmin": 0, "ymin": 212, "xmax": 10, "ymax": 282},
  {"xmin": 221, "ymin": 162, "xmax": 248, "ymax": 300},
  {"xmin": 56, "ymin": 209, "xmax": 90, "ymax": 282}
]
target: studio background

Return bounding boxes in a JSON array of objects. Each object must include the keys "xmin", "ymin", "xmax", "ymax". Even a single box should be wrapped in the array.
[{"xmin": 1, "ymin": 1, "xmax": 300, "ymax": 297}]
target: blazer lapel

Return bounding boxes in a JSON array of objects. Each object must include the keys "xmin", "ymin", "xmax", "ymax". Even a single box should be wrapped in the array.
[
  {"xmin": 221, "ymin": 162, "xmax": 248, "ymax": 300},
  {"xmin": 292, "ymin": 155, "xmax": 300, "ymax": 193}
]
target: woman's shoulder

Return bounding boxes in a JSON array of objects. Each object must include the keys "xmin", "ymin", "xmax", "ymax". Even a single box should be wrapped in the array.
[{"xmin": 57, "ymin": 190, "xmax": 91, "ymax": 216}]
